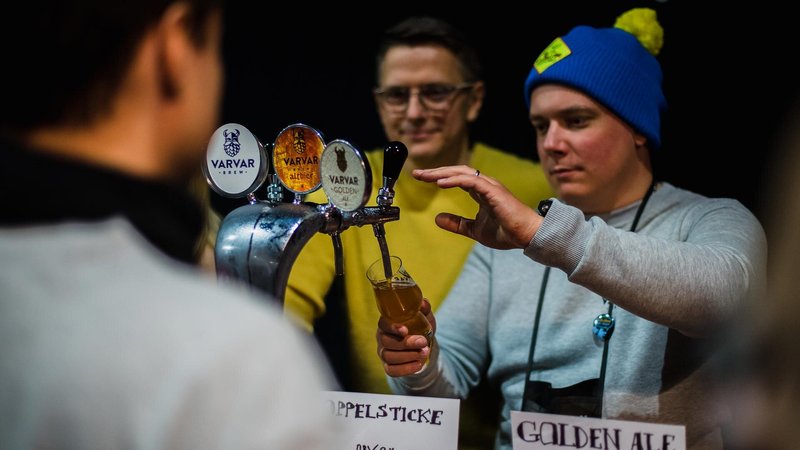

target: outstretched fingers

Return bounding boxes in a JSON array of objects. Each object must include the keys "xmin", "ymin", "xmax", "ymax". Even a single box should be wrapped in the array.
[
  {"xmin": 413, "ymin": 165, "xmax": 499, "ymax": 188},
  {"xmin": 435, "ymin": 213, "xmax": 474, "ymax": 239}
]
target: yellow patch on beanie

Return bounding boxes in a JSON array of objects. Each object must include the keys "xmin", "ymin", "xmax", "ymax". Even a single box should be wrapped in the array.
[{"xmin": 533, "ymin": 37, "xmax": 572, "ymax": 74}]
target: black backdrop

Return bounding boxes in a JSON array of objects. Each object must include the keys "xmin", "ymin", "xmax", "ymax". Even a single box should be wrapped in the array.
[{"xmin": 216, "ymin": 1, "xmax": 799, "ymax": 225}]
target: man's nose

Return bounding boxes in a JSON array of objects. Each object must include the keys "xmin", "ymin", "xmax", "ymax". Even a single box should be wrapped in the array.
[
  {"xmin": 404, "ymin": 91, "xmax": 426, "ymax": 118},
  {"xmin": 541, "ymin": 123, "xmax": 568, "ymax": 153}
]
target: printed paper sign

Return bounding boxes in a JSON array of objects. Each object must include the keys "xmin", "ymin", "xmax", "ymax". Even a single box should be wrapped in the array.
[
  {"xmin": 511, "ymin": 410, "xmax": 685, "ymax": 450},
  {"xmin": 322, "ymin": 391, "xmax": 460, "ymax": 450}
]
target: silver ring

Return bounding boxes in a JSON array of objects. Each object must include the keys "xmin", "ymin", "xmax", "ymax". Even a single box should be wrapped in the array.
[
  {"xmin": 474, "ymin": 169, "xmax": 480, "ymax": 177},
  {"xmin": 379, "ymin": 347, "xmax": 386, "ymax": 361}
]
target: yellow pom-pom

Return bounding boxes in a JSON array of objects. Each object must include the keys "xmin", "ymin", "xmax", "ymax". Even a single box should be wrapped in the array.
[{"xmin": 614, "ymin": 7, "xmax": 663, "ymax": 56}]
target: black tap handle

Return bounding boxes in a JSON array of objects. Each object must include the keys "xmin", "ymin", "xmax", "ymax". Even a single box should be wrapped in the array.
[{"xmin": 382, "ymin": 141, "xmax": 408, "ymax": 182}]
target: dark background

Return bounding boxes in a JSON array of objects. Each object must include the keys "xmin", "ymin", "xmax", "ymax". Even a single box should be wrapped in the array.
[{"xmin": 216, "ymin": 1, "xmax": 798, "ymax": 227}]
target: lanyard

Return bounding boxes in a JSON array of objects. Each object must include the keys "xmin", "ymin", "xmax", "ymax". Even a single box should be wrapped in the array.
[{"xmin": 521, "ymin": 181, "xmax": 656, "ymax": 414}]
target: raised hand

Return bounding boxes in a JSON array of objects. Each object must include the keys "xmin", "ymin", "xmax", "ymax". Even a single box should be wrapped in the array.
[{"xmin": 412, "ymin": 165, "xmax": 543, "ymax": 249}]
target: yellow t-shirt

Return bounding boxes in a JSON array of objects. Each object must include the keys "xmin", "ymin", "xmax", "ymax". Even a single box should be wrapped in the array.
[{"xmin": 285, "ymin": 142, "xmax": 552, "ymax": 393}]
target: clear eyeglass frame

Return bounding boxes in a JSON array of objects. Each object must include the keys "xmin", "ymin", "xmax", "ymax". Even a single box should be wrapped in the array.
[{"xmin": 373, "ymin": 83, "xmax": 475, "ymax": 114}]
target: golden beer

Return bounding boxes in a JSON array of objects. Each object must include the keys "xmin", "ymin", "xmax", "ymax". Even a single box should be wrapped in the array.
[
  {"xmin": 372, "ymin": 280, "xmax": 432, "ymax": 342},
  {"xmin": 367, "ymin": 256, "xmax": 433, "ymax": 345}
]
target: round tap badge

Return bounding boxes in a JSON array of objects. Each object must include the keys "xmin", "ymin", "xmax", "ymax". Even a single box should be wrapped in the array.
[
  {"xmin": 320, "ymin": 139, "xmax": 372, "ymax": 211},
  {"xmin": 203, "ymin": 123, "xmax": 268, "ymax": 198},
  {"xmin": 272, "ymin": 123, "xmax": 324, "ymax": 194}
]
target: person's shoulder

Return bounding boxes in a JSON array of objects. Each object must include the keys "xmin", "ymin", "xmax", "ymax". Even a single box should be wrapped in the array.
[
  {"xmin": 472, "ymin": 142, "xmax": 541, "ymax": 168},
  {"xmin": 660, "ymin": 182, "xmax": 751, "ymax": 210},
  {"xmin": 1, "ymin": 218, "xmax": 284, "ymax": 321},
  {"xmin": 365, "ymin": 146, "xmax": 384, "ymax": 167},
  {"xmin": 358, "ymin": 147, "xmax": 383, "ymax": 182},
  {"xmin": 0, "ymin": 217, "xmax": 331, "ymax": 369},
  {"xmin": 471, "ymin": 142, "xmax": 547, "ymax": 181},
  {"xmin": 472, "ymin": 142, "xmax": 553, "ymax": 205},
  {"xmin": 657, "ymin": 182, "xmax": 762, "ymax": 225}
]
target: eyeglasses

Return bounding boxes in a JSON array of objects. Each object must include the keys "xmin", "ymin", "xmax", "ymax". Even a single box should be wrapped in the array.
[{"xmin": 373, "ymin": 83, "xmax": 475, "ymax": 114}]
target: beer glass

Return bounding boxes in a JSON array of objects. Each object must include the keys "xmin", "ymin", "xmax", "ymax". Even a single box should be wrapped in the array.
[{"xmin": 366, "ymin": 255, "xmax": 433, "ymax": 345}]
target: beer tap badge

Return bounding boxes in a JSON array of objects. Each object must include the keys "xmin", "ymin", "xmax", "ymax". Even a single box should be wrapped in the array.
[
  {"xmin": 321, "ymin": 140, "xmax": 371, "ymax": 212},
  {"xmin": 203, "ymin": 123, "xmax": 268, "ymax": 198},
  {"xmin": 272, "ymin": 123, "xmax": 324, "ymax": 194}
]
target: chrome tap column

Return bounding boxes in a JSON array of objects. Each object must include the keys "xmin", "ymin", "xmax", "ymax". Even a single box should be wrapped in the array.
[{"xmin": 203, "ymin": 122, "xmax": 408, "ymax": 305}]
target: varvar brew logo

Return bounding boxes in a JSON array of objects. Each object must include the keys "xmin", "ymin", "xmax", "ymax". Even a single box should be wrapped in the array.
[
  {"xmin": 223, "ymin": 128, "xmax": 241, "ymax": 157},
  {"xmin": 211, "ymin": 127, "xmax": 254, "ymax": 173},
  {"xmin": 335, "ymin": 146, "xmax": 347, "ymax": 172}
]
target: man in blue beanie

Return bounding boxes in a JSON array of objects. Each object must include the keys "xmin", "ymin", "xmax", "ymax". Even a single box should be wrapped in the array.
[{"xmin": 375, "ymin": 8, "xmax": 766, "ymax": 450}]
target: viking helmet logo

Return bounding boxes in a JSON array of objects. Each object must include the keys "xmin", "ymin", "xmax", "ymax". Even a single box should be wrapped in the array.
[
  {"xmin": 335, "ymin": 146, "xmax": 348, "ymax": 172},
  {"xmin": 223, "ymin": 129, "xmax": 241, "ymax": 157}
]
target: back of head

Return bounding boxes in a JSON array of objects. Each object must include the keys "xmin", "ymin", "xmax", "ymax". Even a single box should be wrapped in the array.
[
  {"xmin": 375, "ymin": 16, "xmax": 482, "ymax": 83},
  {"xmin": 0, "ymin": 0, "xmax": 221, "ymax": 136},
  {"xmin": 523, "ymin": 8, "xmax": 667, "ymax": 150}
]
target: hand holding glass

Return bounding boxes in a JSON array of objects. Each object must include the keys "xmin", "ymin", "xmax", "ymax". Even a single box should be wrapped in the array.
[{"xmin": 367, "ymin": 256, "xmax": 433, "ymax": 345}]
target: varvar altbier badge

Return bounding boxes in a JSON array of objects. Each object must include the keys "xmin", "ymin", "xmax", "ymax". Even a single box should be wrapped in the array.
[{"xmin": 272, "ymin": 123, "xmax": 324, "ymax": 194}]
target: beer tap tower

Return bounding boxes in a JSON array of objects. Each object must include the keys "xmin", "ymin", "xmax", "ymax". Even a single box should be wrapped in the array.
[{"xmin": 202, "ymin": 122, "xmax": 407, "ymax": 304}]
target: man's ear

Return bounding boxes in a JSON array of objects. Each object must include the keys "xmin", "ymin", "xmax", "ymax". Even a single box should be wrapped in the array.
[
  {"xmin": 155, "ymin": 3, "xmax": 194, "ymax": 100},
  {"xmin": 634, "ymin": 132, "xmax": 647, "ymax": 148},
  {"xmin": 466, "ymin": 80, "xmax": 485, "ymax": 123}
]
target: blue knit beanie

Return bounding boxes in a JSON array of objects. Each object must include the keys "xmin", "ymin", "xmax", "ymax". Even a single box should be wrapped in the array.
[{"xmin": 524, "ymin": 8, "xmax": 667, "ymax": 150}]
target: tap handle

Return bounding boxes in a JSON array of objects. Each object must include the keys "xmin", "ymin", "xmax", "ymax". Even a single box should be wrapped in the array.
[{"xmin": 382, "ymin": 141, "xmax": 408, "ymax": 190}]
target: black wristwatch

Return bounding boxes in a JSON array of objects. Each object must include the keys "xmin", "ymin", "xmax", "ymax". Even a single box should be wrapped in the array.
[{"xmin": 537, "ymin": 199, "xmax": 553, "ymax": 217}]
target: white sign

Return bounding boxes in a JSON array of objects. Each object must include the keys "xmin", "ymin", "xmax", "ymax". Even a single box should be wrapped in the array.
[
  {"xmin": 322, "ymin": 391, "xmax": 460, "ymax": 450},
  {"xmin": 511, "ymin": 410, "xmax": 685, "ymax": 450}
]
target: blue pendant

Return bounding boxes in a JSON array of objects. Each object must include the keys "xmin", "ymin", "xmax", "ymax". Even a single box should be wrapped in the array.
[{"xmin": 592, "ymin": 313, "xmax": 615, "ymax": 341}]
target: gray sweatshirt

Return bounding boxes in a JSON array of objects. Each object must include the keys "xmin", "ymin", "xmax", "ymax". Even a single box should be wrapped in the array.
[
  {"xmin": 388, "ymin": 182, "xmax": 767, "ymax": 450},
  {"xmin": 0, "ymin": 219, "xmax": 341, "ymax": 449}
]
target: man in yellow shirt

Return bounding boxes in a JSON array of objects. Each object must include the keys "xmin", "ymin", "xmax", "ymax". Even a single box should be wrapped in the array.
[{"xmin": 285, "ymin": 16, "xmax": 552, "ymax": 448}]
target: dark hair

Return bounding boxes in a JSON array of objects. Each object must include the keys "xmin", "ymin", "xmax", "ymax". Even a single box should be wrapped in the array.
[
  {"xmin": 0, "ymin": 0, "xmax": 222, "ymax": 133},
  {"xmin": 375, "ymin": 16, "xmax": 482, "ymax": 84}
]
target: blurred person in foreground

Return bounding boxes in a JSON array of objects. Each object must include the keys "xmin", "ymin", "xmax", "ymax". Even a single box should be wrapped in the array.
[
  {"xmin": 188, "ymin": 171, "xmax": 221, "ymax": 274},
  {"xmin": 724, "ymin": 101, "xmax": 800, "ymax": 450},
  {"xmin": 0, "ymin": 1, "xmax": 338, "ymax": 448},
  {"xmin": 284, "ymin": 16, "xmax": 552, "ymax": 448},
  {"xmin": 376, "ymin": 9, "xmax": 767, "ymax": 450}
]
